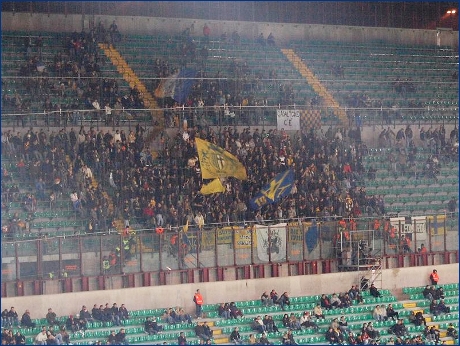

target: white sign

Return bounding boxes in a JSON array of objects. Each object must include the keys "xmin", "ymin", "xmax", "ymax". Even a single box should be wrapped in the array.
[
  {"xmin": 277, "ymin": 110, "xmax": 300, "ymax": 130},
  {"xmin": 255, "ymin": 223, "xmax": 287, "ymax": 262},
  {"xmin": 390, "ymin": 216, "xmax": 427, "ymax": 241}
]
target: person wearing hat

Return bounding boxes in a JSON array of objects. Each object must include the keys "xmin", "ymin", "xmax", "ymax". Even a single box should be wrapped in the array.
[{"xmin": 430, "ymin": 269, "xmax": 439, "ymax": 286}]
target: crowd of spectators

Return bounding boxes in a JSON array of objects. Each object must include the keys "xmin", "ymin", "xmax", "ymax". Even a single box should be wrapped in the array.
[{"xmin": 2, "ymin": 123, "xmax": 376, "ymax": 239}]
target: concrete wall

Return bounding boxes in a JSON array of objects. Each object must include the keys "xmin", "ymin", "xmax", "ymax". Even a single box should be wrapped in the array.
[
  {"xmin": 2, "ymin": 263, "xmax": 457, "ymax": 320},
  {"xmin": 2, "ymin": 12, "xmax": 458, "ymax": 48}
]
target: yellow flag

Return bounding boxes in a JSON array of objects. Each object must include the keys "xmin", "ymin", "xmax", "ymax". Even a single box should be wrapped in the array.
[
  {"xmin": 183, "ymin": 219, "xmax": 189, "ymax": 233},
  {"xmin": 195, "ymin": 138, "xmax": 247, "ymax": 180},
  {"xmin": 200, "ymin": 178, "xmax": 226, "ymax": 195}
]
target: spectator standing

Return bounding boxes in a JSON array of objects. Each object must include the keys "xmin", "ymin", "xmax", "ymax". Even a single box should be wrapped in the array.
[
  {"xmin": 430, "ymin": 269, "xmax": 439, "ymax": 285},
  {"xmin": 193, "ymin": 289, "xmax": 204, "ymax": 319}
]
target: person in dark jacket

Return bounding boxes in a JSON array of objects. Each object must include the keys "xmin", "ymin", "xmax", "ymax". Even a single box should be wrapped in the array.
[
  {"xmin": 230, "ymin": 327, "xmax": 243, "ymax": 344},
  {"xmin": 369, "ymin": 283, "xmax": 381, "ymax": 297},
  {"xmin": 20, "ymin": 310, "xmax": 36, "ymax": 328}
]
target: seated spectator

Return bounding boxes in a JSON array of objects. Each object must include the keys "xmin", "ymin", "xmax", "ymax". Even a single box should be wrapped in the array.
[
  {"xmin": 389, "ymin": 319, "xmax": 409, "ymax": 338},
  {"xmin": 46, "ymin": 308, "xmax": 60, "ymax": 327},
  {"xmin": 347, "ymin": 332, "xmax": 358, "ymax": 345},
  {"xmin": 427, "ymin": 326, "xmax": 441, "ymax": 344},
  {"xmin": 373, "ymin": 305, "xmax": 387, "ymax": 322},
  {"xmin": 2, "ymin": 309, "xmax": 9, "ymax": 328},
  {"xmin": 15, "ymin": 330, "xmax": 26, "ymax": 345},
  {"xmin": 359, "ymin": 329, "xmax": 371, "ymax": 344},
  {"xmin": 434, "ymin": 287, "xmax": 445, "ymax": 300},
  {"xmin": 369, "ymin": 283, "xmax": 381, "ymax": 298},
  {"xmin": 119, "ymin": 304, "xmax": 129, "ymax": 321},
  {"xmin": 203, "ymin": 322, "xmax": 213, "ymax": 340},
  {"xmin": 109, "ymin": 303, "xmax": 121, "ymax": 326},
  {"xmin": 1, "ymin": 329, "xmax": 13, "ymax": 344},
  {"xmin": 313, "ymin": 304, "xmax": 325, "ymax": 320},
  {"xmin": 330, "ymin": 293, "xmax": 342, "ymax": 309},
  {"xmin": 437, "ymin": 299, "xmax": 451, "ymax": 314},
  {"xmin": 115, "ymin": 328, "xmax": 128, "ymax": 345},
  {"xmin": 177, "ymin": 331, "xmax": 187, "ymax": 345},
  {"xmin": 282, "ymin": 313, "xmax": 289, "ymax": 328},
  {"xmin": 422, "ymin": 285, "xmax": 434, "ymax": 301},
  {"xmin": 218, "ymin": 303, "xmax": 231, "ymax": 319},
  {"xmin": 365, "ymin": 321, "xmax": 380, "ymax": 340},
  {"xmin": 230, "ymin": 327, "xmax": 243, "ymax": 345},
  {"xmin": 248, "ymin": 334, "xmax": 257, "ymax": 345},
  {"xmin": 267, "ymin": 33, "xmax": 275, "ymax": 45},
  {"xmin": 65, "ymin": 315, "xmax": 82, "ymax": 333},
  {"xmin": 144, "ymin": 317, "xmax": 163, "ymax": 335},
  {"xmin": 261, "ymin": 291, "xmax": 273, "ymax": 307},
  {"xmin": 259, "ymin": 332, "xmax": 272, "ymax": 345},
  {"xmin": 339, "ymin": 293, "xmax": 352, "ymax": 308},
  {"xmin": 175, "ymin": 307, "xmax": 193, "ymax": 324},
  {"xmin": 35, "ymin": 329, "xmax": 48, "ymax": 345},
  {"xmin": 252, "ymin": 316, "xmax": 266, "ymax": 334},
  {"xmin": 20, "ymin": 309, "xmax": 36, "ymax": 328},
  {"xmin": 338, "ymin": 316, "xmax": 351, "ymax": 335},
  {"xmin": 229, "ymin": 302, "xmax": 244, "ymax": 319},
  {"xmin": 288, "ymin": 313, "xmax": 301, "ymax": 330},
  {"xmin": 282, "ymin": 330, "xmax": 297, "ymax": 345},
  {"xmin": 430, "ymin": 300, "xmax": 440, "ymax": 316},
  {"xmin": 325, "ymin": 327, "xmax": 340, "ymax": 344},
  {"xmin": 60, "ymin": 327, "xmax": 70, "ymax": 344},
  {"xmin": 195, "ymin": 322, "xmax": 211, "ymax": 342},
  {"xmin": 320, "ymin": 294, "xmax": 333, "ymax": 310},
  {"xmin": 270, "ymin": 289, "xmax": 279, "ymax": 305},
  {"xmin": 79, "ymin": 305, "xmax": 94, "ymax": 323},
  {"xmin": 299, "ymin": 311, "xmax": 318, "ymax": 331},
  {"xmin": 7, "ymin": 307, "xmax": 19, "ymax": 327},
  {"xmin": 412, "ymin": 311, "xmax": 426, "ymax": 326},
  {"xmin": 263, "ymin": 315, "xmax": 279, "ymax": 333},
  {"xmin": 162, "ymin": 308, "xmax": 175, "ymax": 324},
  {"xmin": 386, "ymin": 304, "xmax": 399, "ymax": 321},
  {"xmin": 447, "ymin": 323, "xmax": 458, "ymax": 339},
  {"xmin": 107, "ymin": 330, "xmax": 117, "ymax": 344},
  {"xmin": 277, "ymin": 292, "xmax": 290, "ymax": 311}
]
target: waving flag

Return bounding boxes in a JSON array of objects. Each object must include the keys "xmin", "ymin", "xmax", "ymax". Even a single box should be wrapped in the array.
[
  {"xmin": 154, "ymin": 68, "xmax": 197, "ymax": 104},
  {"xmin": 200, "ymin": 178, "xmax": 226, "ymax": 195},
  {"xmin": 249, "ymin": 169, "xmax": 294, "ymax": 210},
  {"xmin": 195, "ymin": 138, "xmax": 247, "ymax": 180}
]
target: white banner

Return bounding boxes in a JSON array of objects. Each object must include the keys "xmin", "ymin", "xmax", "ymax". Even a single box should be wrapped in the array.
[
  {"xmin": 255, "ymin": 223, "xmax": 287, "ymax": 262},
  {"xmin": 277, "ymin": 110, "xmax": 300, "ymax": 130},
  {"xmin": 390, "ymin": 216, "xmax": 427, "ymax": 240}
]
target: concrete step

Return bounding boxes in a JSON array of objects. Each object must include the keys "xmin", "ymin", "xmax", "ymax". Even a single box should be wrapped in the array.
[
  {"xmin": 440, "ymin": 336, "xmax": 455, "ymax": 345},
  {"xmin": 213, "ymin": 335, "xmax": 230, "ymax": 344}
]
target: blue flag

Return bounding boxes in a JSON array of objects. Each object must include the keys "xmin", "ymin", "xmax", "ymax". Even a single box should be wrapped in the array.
[
  {"xmin": 154, "ymin": 68, "xmax": 197, "ymax": 104},
  {"xmin": 305, "ymin": 221, "xmax": 319, "ymax": 253},
  {"xmin": 249, "ymin": 169, "xmax": 294, "ymax": 210}
]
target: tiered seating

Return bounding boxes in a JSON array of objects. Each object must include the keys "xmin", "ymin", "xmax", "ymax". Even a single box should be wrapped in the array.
[
  {"xmin": 402, "ymin": 283, "xmax": 459, "ymax": 344},
  {"xmin": 1, "ymin": 158, "xmax": 88, "ymax": 240},
  {"xmin": 7, "ymin": 285, "xmax": 459, "ymax": 345},
  {"xmin": 114, "ymin": 35, "xmax": 328, "ymax": 122},
  {"xmin": 1, "ymin": 31, "xmax": 130, "ymax": 120},
  {"xmin": 362, "ymin": 147, "xmax": 459, "ymax": 215},
  {"xmin": 290, "ymin": 40, "xmax": 459, "ymax": 123}
]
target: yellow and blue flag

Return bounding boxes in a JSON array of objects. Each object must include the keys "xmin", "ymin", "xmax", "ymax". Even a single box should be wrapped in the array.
[
  {"xmin": 154, "ymin": 68, "xmax": 197, "ymax": 104},
  {"xmin": 195, "ymin": 138, "xmax": 247, "ymax": 180},
  {"xmin": 249, "ymin": 169, "xmax": 294, "ymax": 210}
]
